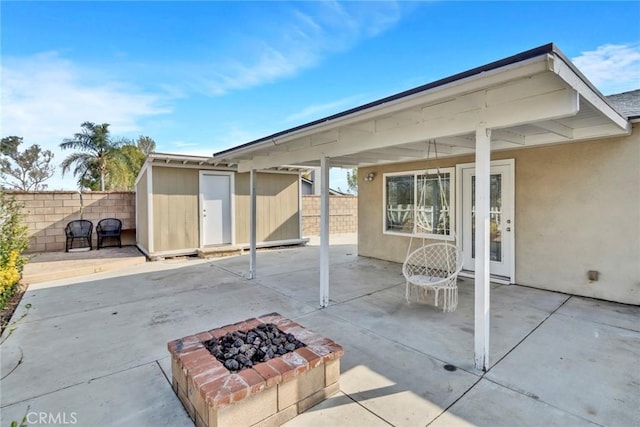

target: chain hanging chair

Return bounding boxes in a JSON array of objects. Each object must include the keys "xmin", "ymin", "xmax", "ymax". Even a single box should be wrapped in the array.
[{"xmin": 403, "ymin": 140, "xmax": 463, "ymax": 312}]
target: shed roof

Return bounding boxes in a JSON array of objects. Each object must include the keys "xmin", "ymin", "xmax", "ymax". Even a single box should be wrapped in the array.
[{"xmin": 145, "ymin": 152, "xmax": 308, "ymax": 172}]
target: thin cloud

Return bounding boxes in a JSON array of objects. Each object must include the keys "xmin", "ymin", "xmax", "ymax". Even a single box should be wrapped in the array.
[
  {"xmin": 172, "ymin": 141, "xmax": 201, "ymax": 148},
  {"xmin": 285, "ymin": 95, "xmax": 366, "ymax": 123},
  {"xmin": 203, "ymin": 45, "xmax": 315, "ymax": 96},
  {"xmin": 572, "ymin": 43, "xmax": 640, "ymax": 95},
  {"xmin": 209, "ymin": 124, "xmax": 268, "ymax": 153},
  {"xmin": 162, "ymin": 124, "xmax": 265, "ymax": 157},
  {"xmin": 196, "ymin": 2, "xmax": 403, "ymax": 96},
  {"xmin": 1, "ymin": 52, "xmax": 172, "ymax": 189},
  {"xmin": 1, "ymin": 52, "xmax": 170, "ymax": 139}
]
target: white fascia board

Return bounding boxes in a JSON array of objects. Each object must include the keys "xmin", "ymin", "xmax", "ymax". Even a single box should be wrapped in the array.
[
  {"xmin": 254, "ymin": 165, "xmax": 309, "ymax": 173},
  {"xmin": 148, "ymin": 153, "xmax": 213, "ymax": 164},
  {"xmin": 237, "ymin": 84, "xmax": 579, "ymax": 172},
  {"xmin": 152, "ymin": 162, "xmax": 237, "ymax": 172},
  {"xmin": 279, "ymin": 56, "xmax": 552, "ymax": 140},
  {"xmin": 550, "ymin": 54, "xmax": 630, "ymax": 132},
  {"xmin": 218, "ymin": 55, "xmax": 553, "ymax": 161}
]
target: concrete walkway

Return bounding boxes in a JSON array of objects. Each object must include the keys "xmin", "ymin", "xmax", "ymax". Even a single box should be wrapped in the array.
[
  {"xmin": 1, "ymin": 236, "xmax": 638, "ymax": 426},
  {"xmin": 22, "ymin": 246, "xmax": 146, "ymax": 284}
]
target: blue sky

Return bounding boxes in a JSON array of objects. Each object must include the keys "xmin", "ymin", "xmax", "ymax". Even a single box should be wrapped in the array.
[{"xmin": 2, "ymin": 1, "xmax": 639, "ymax": 191}]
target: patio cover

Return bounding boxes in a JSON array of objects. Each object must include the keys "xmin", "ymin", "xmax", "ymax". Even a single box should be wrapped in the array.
[{"xmin": 211, "ymin": 43, "xmax": 630, "ymax": 371}]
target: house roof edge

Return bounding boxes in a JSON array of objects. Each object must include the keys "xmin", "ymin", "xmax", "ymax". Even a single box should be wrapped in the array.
[{"xmin": 214, "ymin": 43, "xmax": 557, "ymax": 158}]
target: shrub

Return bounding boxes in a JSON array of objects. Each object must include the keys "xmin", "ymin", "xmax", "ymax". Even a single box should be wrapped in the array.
[{"xmin": 0, "ymin": 191, "xmax": 29, "ymax": 309}]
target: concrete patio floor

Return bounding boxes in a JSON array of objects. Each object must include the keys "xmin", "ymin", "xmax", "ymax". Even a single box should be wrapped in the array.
[
  {"xmin": 1, "ymin": 235, "xmax": 638, "ymax": 426},
  {"xmin": 21, "ymin": 245, "xmax": 146, "ymax": 284}
]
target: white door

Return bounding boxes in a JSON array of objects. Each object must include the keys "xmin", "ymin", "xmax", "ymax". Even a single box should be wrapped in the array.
[
  {"xmin": 201, "ymin": 173, "xmax": 232, "ymax": 246},
  {"xmin": 460, "ymin": 162, "xmax": 514, "ymax": 280}
]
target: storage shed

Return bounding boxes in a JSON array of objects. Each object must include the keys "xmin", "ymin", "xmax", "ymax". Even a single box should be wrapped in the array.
[{"xmin": 135, "ymin": 153, "xmax": 307, "ymax": 258}]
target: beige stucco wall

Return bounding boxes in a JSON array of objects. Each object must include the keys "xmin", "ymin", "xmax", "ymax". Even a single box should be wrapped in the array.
[
  {"xmin": 359, "ymin": 124, "xmax": 640, "ymax": 305},
  {"xmin": 235, "ymin": 172, "xmax": 300, "ymax": 243},
  {"xmin": 135, "ymin": 169, "xmax": 149, "ymax": 252},
  {"xmin": 151, "ymin": 166, "xmax": 199, "ymax": 252}
]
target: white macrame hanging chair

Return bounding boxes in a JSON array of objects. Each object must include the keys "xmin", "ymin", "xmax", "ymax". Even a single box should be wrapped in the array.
[{"xmin": 403, "ymin": 141, "xmax": 463, "ymax": 312}]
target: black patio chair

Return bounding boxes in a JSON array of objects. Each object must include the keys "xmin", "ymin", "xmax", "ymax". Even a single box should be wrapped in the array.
[
  {"xmin": 65, "ymin": 220, "xmax": 93, "ymax": 252},
  {"xmin": 96, "ymin": 218, "xmax": 122, "ymax": 249}
]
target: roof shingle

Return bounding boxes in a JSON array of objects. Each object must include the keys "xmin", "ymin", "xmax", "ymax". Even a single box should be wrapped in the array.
[{"xmin": 607, "ymin": 89, "xmax": 640, "ymax": 119}]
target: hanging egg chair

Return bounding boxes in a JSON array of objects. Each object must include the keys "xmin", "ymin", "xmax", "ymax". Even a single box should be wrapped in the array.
[{"xmin": 403, "ymin": 141, "xmax": 463, "ymax": 312}]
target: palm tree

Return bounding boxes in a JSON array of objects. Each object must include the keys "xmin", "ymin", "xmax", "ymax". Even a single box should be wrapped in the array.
[
  {"xmin": 60, "ymin": 122, "xmax": 126, "ymax": 190},
  {"xmin": 137, "ymin": 135, "xmax": 156, "ymax": 156}
]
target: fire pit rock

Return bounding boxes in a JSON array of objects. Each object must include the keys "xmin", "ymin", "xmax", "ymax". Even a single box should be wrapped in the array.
[{"xmin": 168, "ymin": 313, "xmax": 343, "ymax": 427}]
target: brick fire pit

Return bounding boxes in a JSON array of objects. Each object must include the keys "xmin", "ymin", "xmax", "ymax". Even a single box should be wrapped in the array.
[{"xmin": 168, "ymin": 313, "xmax": 344, "ymax": 427}]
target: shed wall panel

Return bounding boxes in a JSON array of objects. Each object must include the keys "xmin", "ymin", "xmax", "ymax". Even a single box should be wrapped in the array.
[
  {"xmin": 152, "ymin": 167, "xmax": 199, "ymax": 252},
  {"xmin": 235, "ymin": 173, "xmax": 300, "ymax": 243},
  {"xmin": 136, "ymin": 169, "xmax": 149, "ymax": 251}
]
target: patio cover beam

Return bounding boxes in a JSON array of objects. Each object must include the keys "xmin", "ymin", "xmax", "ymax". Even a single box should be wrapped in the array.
[
  {"xmin": 236, "ymin": 84, "xmax": 579, "ymax": 172},
  {"xmin": 320, "ymin": 155, "xmax": 330, "ymax": 308},
  {"xmin": 474, "ymin": 123, "xmax": 491, "ymax": 371}
]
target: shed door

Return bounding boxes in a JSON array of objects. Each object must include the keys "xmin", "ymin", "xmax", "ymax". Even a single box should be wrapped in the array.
[{"xmin": 201, "ymin": 173, "xmax": 232, "ymax": 246}]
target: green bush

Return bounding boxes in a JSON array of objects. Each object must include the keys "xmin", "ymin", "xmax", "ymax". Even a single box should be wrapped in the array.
[{"xmin": 0, "ymin": 191, "xmax": 29, "ymax": 309}]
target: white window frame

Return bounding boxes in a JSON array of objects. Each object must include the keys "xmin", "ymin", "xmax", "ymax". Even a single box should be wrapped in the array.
[{"xmin": 382, "ymin": 167, "xmax": 455, "ymax": 241}]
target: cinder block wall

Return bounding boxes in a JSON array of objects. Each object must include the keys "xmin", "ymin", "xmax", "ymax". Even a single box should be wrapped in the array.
[
  {"xmin": 8, "ymin": 191, "xmax": 135, "ymax": 253},
  {"xmin": 302, "ymin": 195, "xmax": 357, "ymax": 236}
]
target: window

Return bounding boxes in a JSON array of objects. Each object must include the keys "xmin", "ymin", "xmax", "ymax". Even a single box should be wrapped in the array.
[
  {"xmin": 384, "ymin": 169, "xmax": 454, "ymax": 239},
  {"xmin": 385, "ymin": 175, "xmax": 414, "ymax": 233}
]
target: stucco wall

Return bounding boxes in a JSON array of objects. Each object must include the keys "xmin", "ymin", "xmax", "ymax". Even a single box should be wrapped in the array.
[
  {"xmin": 359, "ymin": 125, "xmax": 640, "ymax": 305},
  {"xmin": 9, "ymin": 191, "xmax": 135, "ymax": 253},
  {"xmin": 301, "ymin": 195, "xmax": 358, "ymax": 236}
]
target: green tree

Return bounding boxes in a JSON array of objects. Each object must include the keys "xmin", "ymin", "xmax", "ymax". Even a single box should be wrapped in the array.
[
  {"xmin": 60, "ymin": 122, "xmax": 128, "ymax": 191},
  {"xmin": 114, "ymin": 135, "xmax": 154, "ymax": 189},
  {"xmin": 74, "ymin": 136, "xmax": 152, "ymax": 190},
  {"xmin": 137, "ymin": 135, "xmax": 156, "ymax": 156},
  {"xmin": 0, "ymin": 136, "xmax": 55, "ymax": 191},
  {"xmin": 118, "ymin": 143, "xmax": 147, "ymax": 189},
  {"xmin": 346, "ymin": 168, "xmax": 358, "ymax": 194},
  {"xmin": 74, "ymin": 153, "xmax": 133, "ymax": 191}
]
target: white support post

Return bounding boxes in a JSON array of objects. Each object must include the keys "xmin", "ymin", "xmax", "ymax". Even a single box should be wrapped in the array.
[
  {"xmin": 320, "ymin": 156, "xmax": 330, "ymax": 308},
  {"xmin": 474, "ymin": 123, "xmax": 491, "ymax": 371},
  {"xmin": 298, "ymin": 171, "xmax": 303, "ymax": 240},
  {"xmin": 248, "ymin": 169, "xmax": 257, "ymax": 279},
  {"xmin": 147, "ymin": 166, "xmax": 154, "ymax": 254}
]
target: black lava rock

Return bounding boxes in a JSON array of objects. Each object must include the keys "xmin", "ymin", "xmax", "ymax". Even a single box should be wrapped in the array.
[
  {"xmin": 203, "ymin": 323, "xmax": 306, "ymax": 373},
  {"xmin": 224, "ymin": 359, "xmax": 239, "ymax": 371}
]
